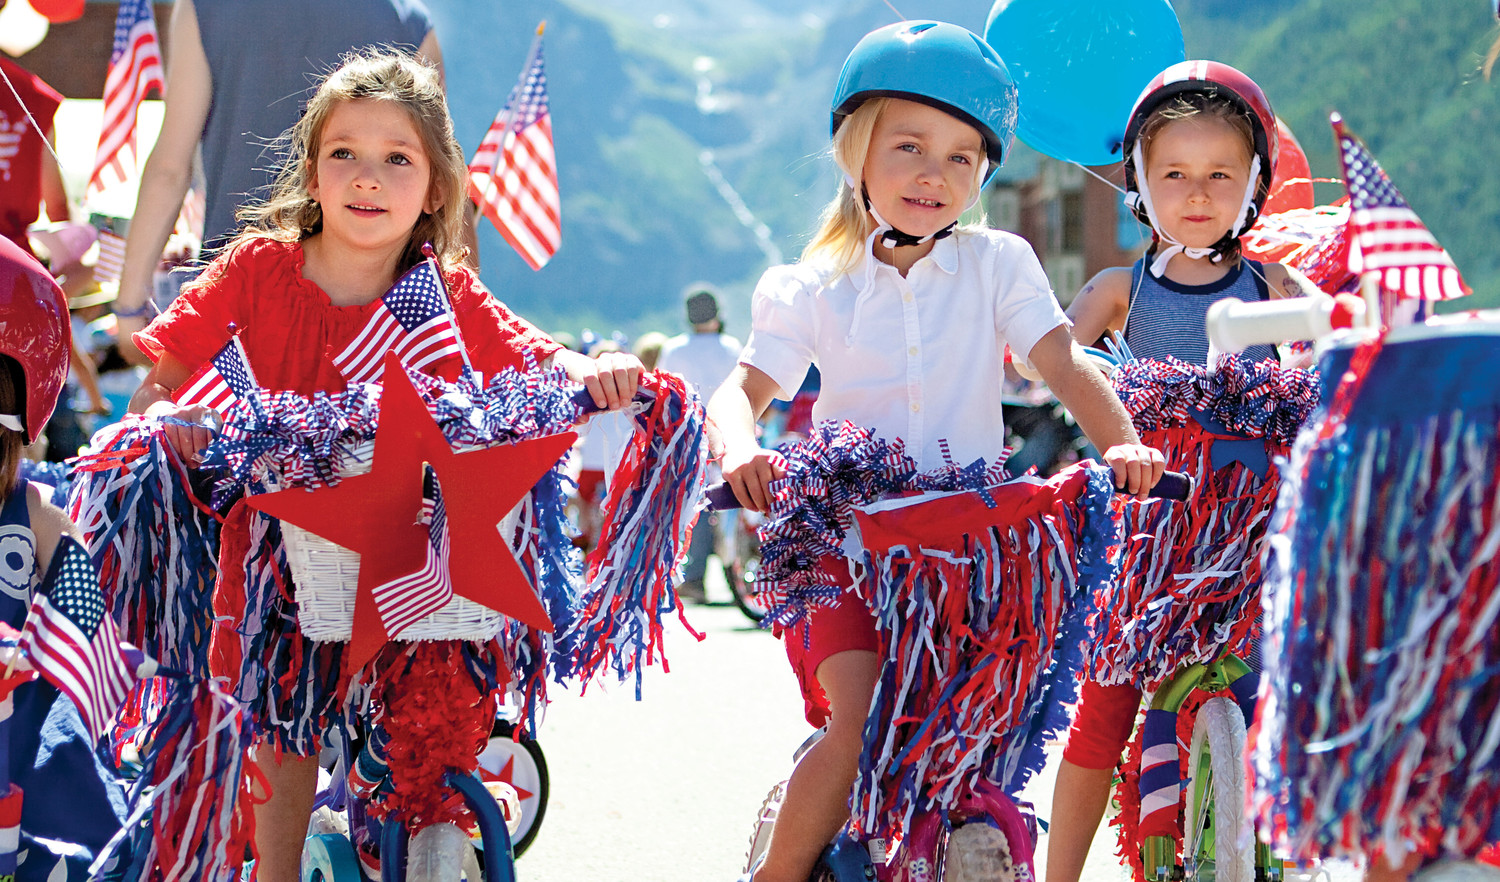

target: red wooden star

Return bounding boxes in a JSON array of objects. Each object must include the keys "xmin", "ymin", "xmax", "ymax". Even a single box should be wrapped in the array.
[{"xmin": 248, "ymin": 353, "xmax": 575, "ymax": 675}]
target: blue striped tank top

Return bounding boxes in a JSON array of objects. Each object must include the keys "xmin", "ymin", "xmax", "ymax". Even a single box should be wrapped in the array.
[{"xmin": 1122, "ymin": 258, "xmax": 1277, "ymax": 365}]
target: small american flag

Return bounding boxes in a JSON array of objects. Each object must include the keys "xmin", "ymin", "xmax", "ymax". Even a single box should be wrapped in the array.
[
  {"xmin": 18, "ymin": 537, "xmax": 143, "ymax": 740},
  {"xmin": 330, "ymin": 256, "xmax": 467, "ymax": 385},
  {"xmin": 371, "ymin": 464, "xmax": 454, "ymax": 637},
  {"xmin": 1335, "ymin": 114, "xmax": 1468, "ymax": 300},
  {"xmin": 175, "ymin": 332, "xmax": 260, "ymax": 413},
  {"xmin": 88, "ymin": 0, "xmax": 164, "ymax": 198},
  {"xmin": 467, "ymin": 25, "xmax": 561, "ymax": 271}
]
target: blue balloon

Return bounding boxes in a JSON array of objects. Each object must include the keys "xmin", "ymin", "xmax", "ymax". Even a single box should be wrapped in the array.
[{"xmin": 984, "ymin": 0, "xmax": 1185, "ymax": 167}]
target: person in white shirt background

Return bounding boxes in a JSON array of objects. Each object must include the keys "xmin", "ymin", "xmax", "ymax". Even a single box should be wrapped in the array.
[{"xmin": 658, "ymin": 285, "xmax": 743, "ymax": 602}]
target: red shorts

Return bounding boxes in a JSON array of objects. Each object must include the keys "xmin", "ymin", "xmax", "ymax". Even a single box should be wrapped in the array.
[
  {"xmin": 576, "ymin": 468, "xmax": 606, "ymax": 504},
  {"xmin": 781, "ymin": 560, "xmax": 879, "ymax": 728},
  {"xmin": 1061, "ymin": 679, "xmax": 1143, "ymax": 769}
]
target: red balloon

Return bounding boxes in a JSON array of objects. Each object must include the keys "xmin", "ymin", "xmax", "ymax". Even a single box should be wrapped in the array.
[
  {"xmin": 1263, "ymin": 116, "xmax": 1314, "ymax": 215},
  {"xmin": 26, "ymin": 0, "xmax": 84, "ymax": 23}
]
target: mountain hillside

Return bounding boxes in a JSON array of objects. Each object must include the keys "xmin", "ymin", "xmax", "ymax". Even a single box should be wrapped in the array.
[{"xmin": 430, "ymin": 0, "xmax": 1500, "ymax": 337}]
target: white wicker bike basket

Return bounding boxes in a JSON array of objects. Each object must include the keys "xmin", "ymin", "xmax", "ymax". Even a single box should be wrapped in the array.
[{"xmin": 276, "ymin": 440, "xmax": 522, "ymax": 643}]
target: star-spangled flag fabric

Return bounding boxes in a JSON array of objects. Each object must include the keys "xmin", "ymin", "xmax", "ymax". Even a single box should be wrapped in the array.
[
  {"xmin": 17, "ymin": 536, "xmax": 143, "ymax": 740},
  {"xmin": 467, "ymin": 27, "xmax": 561, "ymax": 271},
  {"xmin": 174, "ymin": 332, "xmax": 259, "ymax": 413},
  {"xmin": 1334, "ymin": 114, "xmax": 1468, "ymax": 300},
  {"xmin": 330, "ymin": 256, "xmax": 467, "ymax": 385},
  {"xmin": 370, "ymin": 464, "xmax": 454, "ymax": 637},
  {"xmin": 88, "ymin": 0, "xmax": 164, "ymax": 198}
]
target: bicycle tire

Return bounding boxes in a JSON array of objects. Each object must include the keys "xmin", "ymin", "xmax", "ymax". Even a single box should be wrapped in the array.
[
  {"xmin": 301, "ymin": 832, "xmax": 363, "ymax": 882},
  {"xmin": 725, "ymin": 522, "xmax": 768, "ymax": 623},
  {"xmin": 744, "ymin": 780, "xmax": 786, "ymax": 874},
  {"xmin": 477, "ymin": 721, "xmax": 550, "ymax": 856},
  {"xmin": 1183, "ymin": 696, "xmax": 1253, "ymax": 882}
]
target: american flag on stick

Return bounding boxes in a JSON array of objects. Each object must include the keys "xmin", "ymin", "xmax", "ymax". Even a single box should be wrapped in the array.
[
  {"xmin": 1334, "ymin": 113, "xmax": 1469, "ymax": 300},
  {"xmin": 371, "ymin": 464, "xmax": 454, "ymax": 637},
  {"xmin": 467, "ymin": 22, "xmax": 561, "ymax": 271},
  {"xmin": 88, "ymin": 0, "xmax": 164, "ymax": 199},
  {"xmin": 175, "ymin": 329, "xmax": 260, "ymax": 413},
  {"xmin": 18, "ymin": 537, "xmax": 147, "ymax": 740},
  {"xmin": 330, "ymin": 251, "xmax": 468, "ymax": 385}
]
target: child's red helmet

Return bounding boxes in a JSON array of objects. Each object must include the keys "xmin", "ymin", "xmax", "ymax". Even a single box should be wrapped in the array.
[
  {"xmin": 0, "ymin": 236, "xmax": 71, "ymax": 444},
  {"xmin": 1122, "ymin": 60, "xmax": 1279, "ymax": 230}
]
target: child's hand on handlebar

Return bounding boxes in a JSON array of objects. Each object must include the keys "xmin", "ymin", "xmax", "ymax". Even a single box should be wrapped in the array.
[
  {"xmin": 721, "ymin": 444, "xmax": 787, "ymax": 513},
  {"xmin": 561, "ymin": 349, "xmax": 643, "ymax": 412},
  {"xmin": 1102, "ymin": 443, "xmax": 1167, "ymax": 501},
  {"xmin": 143, "ymin": 400, "xmax": 219, "ymax": 466}
]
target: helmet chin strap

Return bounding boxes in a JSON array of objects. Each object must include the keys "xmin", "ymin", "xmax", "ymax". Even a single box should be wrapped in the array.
[
  {"xmin": 845, "ymin": 162, "xmax": 988, "ymax": 251},
  {"xmin": 1126, "ymin": 142, "xmax": 1261, "ymax": 277}
]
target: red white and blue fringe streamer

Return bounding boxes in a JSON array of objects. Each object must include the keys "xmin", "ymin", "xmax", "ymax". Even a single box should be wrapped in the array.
[
  {"xmin": 746, "ymin": 421, "xmax": 1119, "ymax": 846},
  {"xmin": 67, "ymin": 417, "xmax": 222, "ymax": 674},
  {"xmin": 1087, "ymin": 356, "xmax": 1317, "ymax": 690},
  {"xmin": 93, "ymin": 672, "xmax": 251, "ymax": 882},
  {"xmin": 1252, "ymin": 325, "xmax": 1500, "ymax": 866},
  {"xmin": 851, "ymin": 465, "xmax": 1120, "ymax": 846},
  {"xmin": 573, "ymin": 370, "xmax": 709, "ymax": 697}
]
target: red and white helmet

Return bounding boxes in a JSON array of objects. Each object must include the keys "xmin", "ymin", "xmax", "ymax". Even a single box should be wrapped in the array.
[
  {"xmin": 0, "ymin": 236, "xmax": 71, "ymax": 444},
  {"xmin": 1122, "ymin": 60, "xmax": 1279, "ymax": 237}
]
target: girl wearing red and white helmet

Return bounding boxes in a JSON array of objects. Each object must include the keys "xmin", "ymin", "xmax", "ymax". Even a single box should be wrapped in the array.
[{"xmin": 1045, "ymin": 61, "xmax": 1329, "ymax": 882}]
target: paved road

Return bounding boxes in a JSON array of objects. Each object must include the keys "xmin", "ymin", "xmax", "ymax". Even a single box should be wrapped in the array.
[{"xmin": 510, "ymin": 569, "xmax": 1357, "ymax": 882}]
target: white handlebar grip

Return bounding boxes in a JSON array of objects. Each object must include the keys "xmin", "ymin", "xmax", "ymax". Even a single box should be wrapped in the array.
[{"xmin": 1206, "ymin": 296, "xmax": 1333, "ymax": 353}]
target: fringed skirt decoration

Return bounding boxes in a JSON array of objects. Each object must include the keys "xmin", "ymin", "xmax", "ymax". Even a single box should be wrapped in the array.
[
  {"xmin": 848, "ymin": 465, "xmax": 1121, "ymax": 846},
  {"xmin": 1087, "ymin": 356, "xmax": 1318, "ymax": 690},
  {"xmin": 67, "ymin": 416, "xmax": 223, "ymax": 674},
  {"xmin": 1253, "ymin": 320, "xmax": 1500, "ymax": 865},
  {"xmin": 572, "ymin": 370, "xmax": 709, "ymax": 696}
]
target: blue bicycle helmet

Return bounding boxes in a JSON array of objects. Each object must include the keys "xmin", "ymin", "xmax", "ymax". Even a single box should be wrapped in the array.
[{"xmin": 832, "ymin": 21, "xmax": 1017, "ymax": 183}]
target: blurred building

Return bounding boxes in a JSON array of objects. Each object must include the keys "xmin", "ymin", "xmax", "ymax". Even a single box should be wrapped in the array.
[{"xmin": 986, "ymin": 144, "xmax": 1150, "ymax": 308}]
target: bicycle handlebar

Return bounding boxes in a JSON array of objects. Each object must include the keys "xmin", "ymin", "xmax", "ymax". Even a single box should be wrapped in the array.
[
  {"xmin": 706, "ymin": 469, "xmax": 1193, "ymax": 511},
  {"xmin": 1205, "ymin": 295, "xmax": 1365, "ymax": 354}
]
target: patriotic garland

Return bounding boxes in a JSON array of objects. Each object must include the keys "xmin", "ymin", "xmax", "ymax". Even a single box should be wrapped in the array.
[
  {"xmin": 752, "ymin": 421, "xmax": 919, "ymax": 627},
  {"xmin": 1252, "ymin": 325, "xmax": 1500, "ymax": 866},
  {"xmin": 1110, "ymin": 354, "xmax": 1320, "ymax": 445}
]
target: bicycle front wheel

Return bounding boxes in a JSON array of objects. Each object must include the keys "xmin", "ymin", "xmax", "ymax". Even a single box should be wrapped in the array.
[{"xmin": 1183, "ymin": 696, "xmax": 1253, "ymax": 882}]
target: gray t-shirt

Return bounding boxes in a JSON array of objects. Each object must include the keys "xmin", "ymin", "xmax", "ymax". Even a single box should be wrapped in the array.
[{"xmin": 195, "ymin": 0, "xmax": 433, "ymax": 250}]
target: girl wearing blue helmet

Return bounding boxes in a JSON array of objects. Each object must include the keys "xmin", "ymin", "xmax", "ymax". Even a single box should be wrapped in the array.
[{"xmin": 708, "ymin": 21, "xmax": 1164, "ymax": 882}]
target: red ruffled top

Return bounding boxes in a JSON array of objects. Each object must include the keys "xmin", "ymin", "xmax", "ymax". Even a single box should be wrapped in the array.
[{"xmin": 134, "ymin": 236, "xmax": 561, "ymax": 391}]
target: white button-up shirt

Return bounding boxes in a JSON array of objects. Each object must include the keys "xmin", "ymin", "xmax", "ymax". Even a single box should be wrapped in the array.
[{"xmin": 740, "ymin": 229, "xmax": 1067, "ymax": 471}]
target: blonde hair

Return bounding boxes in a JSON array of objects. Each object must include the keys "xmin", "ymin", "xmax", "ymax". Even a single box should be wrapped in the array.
[
  {"xmin": 1485, "ymin": 33, "xmax": 1500, "ymax": 80},
  {"xmin": 236, "ymin": 49, "xmax": 469, "ymax": 273},
  {"xmin": 801, "ymin": 97, "xmax": 988, "ymax": 275}
]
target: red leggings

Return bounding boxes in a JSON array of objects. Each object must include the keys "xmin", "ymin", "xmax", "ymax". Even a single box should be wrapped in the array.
[{"xmin": 1062, "ymin": 679, "xmax": 1143, "ymax": 769}]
